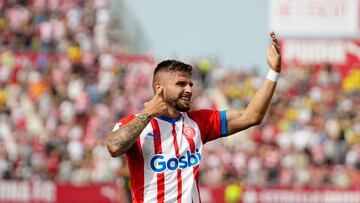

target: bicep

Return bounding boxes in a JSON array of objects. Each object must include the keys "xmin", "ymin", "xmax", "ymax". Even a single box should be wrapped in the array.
[{"xmin": 226, "ymin": 109, "xmax": 259, "ymax": 135}]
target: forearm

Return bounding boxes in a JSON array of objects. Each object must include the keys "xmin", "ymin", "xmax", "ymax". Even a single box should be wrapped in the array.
[
  {"xmin": 246, "ymin": 79, "xmax": 276, "ymax": 123},
  {"xmin": 227, "ymin": 33, "xmax": 281, "ymax": 134},
  {"xmin": 106, "ymin": 111, "xmax": 153, "ymax": 157}
]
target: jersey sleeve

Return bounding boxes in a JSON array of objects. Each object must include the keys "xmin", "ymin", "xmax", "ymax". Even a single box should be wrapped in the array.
[
  {"xmin": 187, "ymin": 109, "xmax": 228, "ymax": 144},
  {"xmin": 112, "ymin": 114, "xmax": 136, "ymax": 132},
  {"xmin": 112, "ymin": 114, "xmax": 140, "ymax": 155}
]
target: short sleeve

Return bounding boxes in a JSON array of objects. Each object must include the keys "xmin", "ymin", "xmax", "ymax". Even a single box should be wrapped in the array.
[
  {"xmin": 187, "ymin": 109, "xmax": 228, "ymax": 144},
  {"xmin": 111, "ymin": 114, "xmax": 140, "ymax": 155},
  {"xmin": 112, "ymin": 114, "xmax": 136, "ymax": 132}
]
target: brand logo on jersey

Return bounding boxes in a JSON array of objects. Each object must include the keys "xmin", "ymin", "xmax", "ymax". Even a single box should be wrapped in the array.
[
  {"xmin": 150, "ymin": 149, "xmax": 202, "ymax": 173},
  {"xmin": 146, "ymin": 132, "xmax": 157, "ymax": 139},
  {"xmin": 183, "ymin": 125, "xmax": 195, "ymax": 138}
]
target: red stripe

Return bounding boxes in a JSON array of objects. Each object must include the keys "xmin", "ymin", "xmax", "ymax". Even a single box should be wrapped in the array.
[
  {"xmin": 172, "ymin": 124, "xmax": 182, "ymax": 203},
  {"xmin": 183, "ymin": 127, "xmax": 201, "ymax": 202},
  {"xmin": 184, "ymin": 136, "xmax": 195, "ymax": 153},
  {"xmin": 177, "ymin": 170, "xmax": 182, "ymax": 202},
  {"xmin": 151, "ymin": 120, "xmax": 165, "ymax": 203},
  {"xmin": 126, "ymin": 138, "xmax": 144, "ymax": 203}
]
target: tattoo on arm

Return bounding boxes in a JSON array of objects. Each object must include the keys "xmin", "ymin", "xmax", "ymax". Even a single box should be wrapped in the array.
[{"xmin": 107, "ymin": 111, "xmax": 152, "ymax": 156}]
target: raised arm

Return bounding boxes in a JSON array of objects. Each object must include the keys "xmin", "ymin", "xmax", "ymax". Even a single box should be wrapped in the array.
[
  {"xmin": 106, "ymin": 87, "xmax": 168, "ymax": 157},
  {"xmin": 226, "ymin": 32, "xmax": 281, "ymax": 135}
]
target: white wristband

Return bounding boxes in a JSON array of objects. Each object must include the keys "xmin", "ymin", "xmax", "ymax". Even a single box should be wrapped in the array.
[{"xmin": 266, "ymin": 69, "xmax": 280, "ymax": 82}]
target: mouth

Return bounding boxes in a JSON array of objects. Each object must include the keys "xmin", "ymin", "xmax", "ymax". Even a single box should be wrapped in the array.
[{"xmin": 180, "ymin": 95, "xmax": 191, "ymax": 102}]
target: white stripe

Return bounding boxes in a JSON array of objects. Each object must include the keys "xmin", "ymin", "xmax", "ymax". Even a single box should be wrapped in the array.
[
  {"xmin": 182, "ymin": 113, "xmax": 203, "ymax": 203},
  {"xmin": 191, "ymin": 181, "xmax": 200, "ymax": 203},
  {"xmin": 111, "ymin": 122, "xmax": 121, "ymax": 132},
  {"xmin": 157, "ymin": 119, "xmax": 178, "ymax": 202},
  {"xmin": 175, "ymin": 119, "xmax": 189, "ymax": 203},
  {"xmin": 141, "ymin": 124, "xmax": 158, "ymax": 202},
  {"xmin": 178, "ymin": 134, "xmax": 193, "ymax": 203}
]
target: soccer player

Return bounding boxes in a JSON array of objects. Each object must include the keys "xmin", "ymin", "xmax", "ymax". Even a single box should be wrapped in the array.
[{"xmin": 106, "ymin": 32, "xmax": 281, "ymax": 203}]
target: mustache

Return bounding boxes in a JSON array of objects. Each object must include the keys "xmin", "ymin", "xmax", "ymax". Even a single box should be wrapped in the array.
[{"xmin": 180, "ymin": 93, "xmax": 192, "ymax": 98}]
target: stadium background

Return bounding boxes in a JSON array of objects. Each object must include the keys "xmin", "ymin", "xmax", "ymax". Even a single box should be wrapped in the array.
[{"xmin": 0, "ymin": 0, "xmax": 359, "ymax": 202}]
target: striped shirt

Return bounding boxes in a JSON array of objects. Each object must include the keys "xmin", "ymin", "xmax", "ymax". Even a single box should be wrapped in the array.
[{"xmin": 112, "ymin": 109, "xmax": 228, "ymax": 203}]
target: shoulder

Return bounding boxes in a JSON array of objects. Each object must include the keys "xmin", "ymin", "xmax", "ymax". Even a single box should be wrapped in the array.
[
  {"xmin": 117, "ymin": 114, "xmax": 136, "ymax": 125},
  {"xmin": 112, "ymin": 114, "xmax": 136, "ymax": 132},
  {"xmin": 186, "ymin": 109, "xmax": 220, "ymax": 126},
  {"xmin": 187, "ymin": 109, "xmax": 219, "ymax": 119}
]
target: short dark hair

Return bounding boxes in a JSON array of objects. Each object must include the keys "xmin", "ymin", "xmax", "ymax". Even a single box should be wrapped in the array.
[{"xmin": 154, "ymin": 60, "xmax": 192, "ymax": 77}]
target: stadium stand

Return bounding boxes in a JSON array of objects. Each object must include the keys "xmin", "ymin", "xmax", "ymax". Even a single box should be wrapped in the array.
[{"xmin": 0, "ymin": 0, "xmax": 359, "ymax": 202}]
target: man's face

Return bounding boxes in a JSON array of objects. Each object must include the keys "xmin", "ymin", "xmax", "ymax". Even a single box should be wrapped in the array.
[{"xmin": 159, "ymin": 72, "xmax": 193, "ymax": 112}]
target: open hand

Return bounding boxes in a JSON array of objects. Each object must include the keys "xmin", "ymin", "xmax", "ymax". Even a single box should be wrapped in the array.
[{"xmin": 266, "ymin": 32, "xmax": 281, "ymax": 73}]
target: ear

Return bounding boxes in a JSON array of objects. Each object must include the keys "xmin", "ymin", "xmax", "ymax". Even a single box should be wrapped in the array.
[{"xmin": 154, "ymin": 82, "xmax": 161, "ymax": 93}]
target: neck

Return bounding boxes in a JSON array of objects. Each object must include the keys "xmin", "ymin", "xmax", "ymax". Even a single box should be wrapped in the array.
[{"xmin": 163, "ymin": 107, "xmax": 181, "ymax": 118}]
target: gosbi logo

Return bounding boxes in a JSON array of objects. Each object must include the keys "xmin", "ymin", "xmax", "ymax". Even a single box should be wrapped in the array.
[
  {"xmin": 183, "ymin": 125, "xmax": 195, "ymax": 138},
  {"xmin": 150, "ymin": 149, "xmax": 202, "ymax": 173}
]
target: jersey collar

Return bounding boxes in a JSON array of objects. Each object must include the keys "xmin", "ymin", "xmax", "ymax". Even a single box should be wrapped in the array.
[{"xmin": 157, "ymin": 115, "xmax": 181, "ymax": 124}]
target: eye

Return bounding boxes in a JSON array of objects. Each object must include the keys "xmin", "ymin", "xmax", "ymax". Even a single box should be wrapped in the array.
[
  {"xmin": 175, "ymin": 81, "xmax": 193, "ymax": 87},
  {"xmin": 176, "ymin": 81, "xmax": 187, "ymax": 87}
]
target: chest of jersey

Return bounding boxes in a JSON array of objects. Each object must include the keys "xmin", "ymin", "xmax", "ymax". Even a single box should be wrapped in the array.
[{"xmin": 140, "ymin": 116, "xmax": 203, "ymax": 174}]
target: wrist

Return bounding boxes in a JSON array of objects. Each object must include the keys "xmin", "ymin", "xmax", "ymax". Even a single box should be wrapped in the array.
[
  {"xmin": 141, "ymin": 108, "xmax": 155, "ymax": 119},
  {"xmin": 136, "ymin": 111, "xmax": 153, "ymax": 128},
  {"xmin": 266, "ymin": 68, "xmax": 280, "ymax": 82}
]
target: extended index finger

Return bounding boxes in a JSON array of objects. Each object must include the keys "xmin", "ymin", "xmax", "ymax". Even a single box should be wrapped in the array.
[
  {"xmin": 270, "ymin": 31, "xmax": 280, "ymax": 52},
  {"xmin": 270, "ymin": 32, "xmax": 278, "ymax": 43},
  {"xmin": 270, "ymin": 31, "xmax": 279, "ymax": 45}
]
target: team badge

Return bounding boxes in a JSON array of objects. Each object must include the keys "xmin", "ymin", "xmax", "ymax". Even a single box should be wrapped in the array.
[{"xmin": 183, "ymin": 125, "xmax": 195, "ymax": 138}]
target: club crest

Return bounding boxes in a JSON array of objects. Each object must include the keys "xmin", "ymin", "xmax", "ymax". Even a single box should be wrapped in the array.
[{"xmin": 183, "ymin": 125, "xmax": 195, "ymax": 138}]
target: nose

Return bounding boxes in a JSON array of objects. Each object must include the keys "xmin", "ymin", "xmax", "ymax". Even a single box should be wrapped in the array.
[{"xmin": 184, "ymin": 84, "xmax": 192, "ymax": 94}]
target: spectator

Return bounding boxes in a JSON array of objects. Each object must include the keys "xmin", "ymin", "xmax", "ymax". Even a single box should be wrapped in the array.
[{"xmin": 0, "ymin": 0, "xmax": 359, "ymax": 194}]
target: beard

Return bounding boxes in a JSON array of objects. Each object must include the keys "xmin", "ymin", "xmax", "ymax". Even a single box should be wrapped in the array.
[
  {"xmin": 166, "ymin": 94, "xmax": 192, "ymax": 112},
  {"xmin": 175, "ymin": 103, "xmax": 191, "ymax": 112},
  {"xmin": 174, "ymin": 96, "xmax": 191, "ymax": 112}
]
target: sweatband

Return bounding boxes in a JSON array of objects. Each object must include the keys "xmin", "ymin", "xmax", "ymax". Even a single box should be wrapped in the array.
[{"xmin": 266, "ymin": 69, "xmax": 280, "ymax": 82}]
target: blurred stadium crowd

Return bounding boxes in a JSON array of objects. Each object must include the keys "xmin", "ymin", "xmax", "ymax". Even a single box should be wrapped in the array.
[{"xmin": 0, "ymin": 0, "xmax": 359, "ymax": 196}]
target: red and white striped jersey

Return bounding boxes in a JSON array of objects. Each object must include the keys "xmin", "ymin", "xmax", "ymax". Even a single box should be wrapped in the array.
[{"xmin": 112, "ymin": 109, "xmax": 228, "ymax": 203}]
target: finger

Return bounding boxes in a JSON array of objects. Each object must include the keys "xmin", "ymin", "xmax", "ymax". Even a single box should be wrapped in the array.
[
  {"xmin": 270, "ymin": 31, "xmax": 279, "ymax": 45},
  {"xmin": 270, "ymin": 31, "xmax": 275, "ymax": 38},
  {"xmin": 269, "ymin": 32, "xmax": 280, "ymax": 53},
  {"xmin": 272, "ymin": 43, "xmax": 280, "ymax": 54}
]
